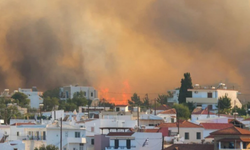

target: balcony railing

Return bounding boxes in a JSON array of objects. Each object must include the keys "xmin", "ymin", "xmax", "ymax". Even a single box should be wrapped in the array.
[
  {"xmin": 17, "ymin": 136, "xmax": 46, "ymax": 140},
  {"xmin": 106, "ymin": 146, "xmax": 136, "ymax": 149}
]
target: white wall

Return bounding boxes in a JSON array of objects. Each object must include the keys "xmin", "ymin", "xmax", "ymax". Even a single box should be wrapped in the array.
[
  {"xmin": 18, "ymin": 88, "xmax": 43, "ymax": 109},
  {"xmin": 157, "ymin": 114, "xmax": 176, "ymax": 123}
]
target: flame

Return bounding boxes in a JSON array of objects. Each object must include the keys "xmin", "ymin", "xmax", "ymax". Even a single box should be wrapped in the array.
[{"xmin": 99, "ymin": 80, "xmax": 131, "ymax": 105}]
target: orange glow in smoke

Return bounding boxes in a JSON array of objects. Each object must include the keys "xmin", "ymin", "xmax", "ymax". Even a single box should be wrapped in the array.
[{"xmin": 99, "ymin": 80, "xmax": 131, "ymax": 105}]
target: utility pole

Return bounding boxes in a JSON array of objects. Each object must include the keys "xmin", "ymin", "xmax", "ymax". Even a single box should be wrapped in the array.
[
  {"xmin": 60, "ymin": 117, "xmax": 62, "ymax": 150},
  {"xmin": 137, "ymin": 103, "xmax": 140, "ymax": 128},
  {"xmin": 154, "ymin": 99, "xmax": 156, "ymax": 115},
  {"xmin": 218, "ymin": 99, "xmax": 220, "ymax": 117}
]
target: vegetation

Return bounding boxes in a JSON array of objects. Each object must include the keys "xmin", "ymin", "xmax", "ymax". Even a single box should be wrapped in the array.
[
  {"xmin": 34, "ymin": 145, "xmax": 58, "ymax": 150},
  {"xmin": 172, "ymin": 103, "xmax": 190, "ymax": 120},
  {"xmin": 43, "ymin": 87, "xmax": 60, "ymax": 98},
  {"xmin": 99, "ymin": 99, "xmax": 115, "ymax": 109},
  {"xmin": 43, "ymin": 97, "xmax": 59, "ymax": 111},
  {"xmin": 11, "ymin": 92, "xmax": 30, "ymax": 108},
  {"xmin": 128, "ymin": 93, "xmax": 142, "ymax": 107},
  {"xmin": 178, "ymin": 73, "xmax": 193, "ymax": 104},
  {"xmin": 156, "ymin": 94, "xmax": 168, "ymax": 105},
  {"xmin": 218, "ymin": 95, "xmax": 232, "ymax": 114}
]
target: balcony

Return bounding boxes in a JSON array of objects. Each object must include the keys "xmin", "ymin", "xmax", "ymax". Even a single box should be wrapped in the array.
[
  {"xmin": 67, "ymin": 137, "xmax": 86, "ymax": 144},
  {"xmin": 17, "ymin": 136, "xmax": 46, "ymax": 141},
  {"xmin": 186, "ymin": 98, "xmax": 217, "ymax": 104},
  {"xmin": 105, "ymin": 146, "xmax": 136, "ymax": 150}
]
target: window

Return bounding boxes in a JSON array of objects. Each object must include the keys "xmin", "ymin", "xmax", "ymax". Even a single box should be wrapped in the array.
[
  {"xmin": 14, "ymin": 149, "xmax": 17, "ymax": 150},
  {"xmin": 91, "ymin": 139, "xmax": 94, "ymax": 145},
  {"xmin": 207, "ymin": 92, "xmax": 213, "ymax": 98},
  {"xmin": 91, "ymin": 92, "xmax": 93, "ymax": 97},
  {"xmin": 194, "ymin": 91, "xmax": 198, "ymax": 94},
  {"xmin": 65, "ymin": 131, "xmax": 68, "ymax": 137},
  {"xmin": 196, "ymin": 132, "xmax": 201, "ymax": 139},
  {"xmin": 185, "ymin": 132, "xmax": 189, "ymax": 140},
  {"xmin": 126, "ymin": 139, "xmax": 131, "ymax": 149},
  {"xmin": 17, "ymin": 132, "xmax": 19, "ymax": 136},
  {"xmin": 171, "ymin": 118, "xmax": 174, "ymax": 123},
  {"xmin": 91, "ymin": 127, "xmax": 95, "ymax": 132},
  {"xmin": 114, "ymin": 139, "xmax": 119, "ymax": 149},
  {"xmin": 75, "ymin": 132, "xmax": 80, "ymax": 138},
  {"xmin": 79, "ymin": 143, "xmax": 84, "ymax": 150}
]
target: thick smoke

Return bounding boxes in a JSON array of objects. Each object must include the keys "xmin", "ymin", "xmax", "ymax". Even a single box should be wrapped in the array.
[{"xmin": 0, "ymin": 0, "xmax": 250, "ymax": 101}]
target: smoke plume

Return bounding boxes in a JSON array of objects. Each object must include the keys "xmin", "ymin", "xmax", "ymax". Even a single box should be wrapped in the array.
[{"xmin": 1, "ymin": 0, "xmax": 250, "ymax": 102}]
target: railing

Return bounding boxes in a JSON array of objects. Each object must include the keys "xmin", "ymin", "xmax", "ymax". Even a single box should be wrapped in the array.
[
  {"xmin": 106, "ymin": 146, "xmax": 136, "ymax": 149},
  {"xmin": 17, "ymin": 136, "xmax": 46, "ymax": 140}
]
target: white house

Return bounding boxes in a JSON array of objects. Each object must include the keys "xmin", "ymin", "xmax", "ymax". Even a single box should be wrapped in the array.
[
  {"xmin": 18, "ymin": 87, "xmax": 43, "ymax": 109},
  {"xmin": 187, "ymin": 83, "xmax": 242, "ymax": 110},
  {"xmin": 157, "ymin": 108, "xmax": 177, "ymax": 123},
  {"xmin": 59, "ymin": 85, "xmax": 98, "ymax": 100},
  {"xmin": 0, "ymin": 140, "xmax": 25, "ymax": 150},
  {"xmin": 159, "ymin": 121, "xmax": 204, "ymax": 144},
  {"xmin": 151, "ymin": 105, "xmax": 172, "ymax": 115},
  {"xmin": 200, "ymin": 123, "xmax": 233, "ymax": 139},
  {"xmin": 46, "ymin": 121, "xmax": 86, "ymax": 150},
  {"xmin": 114, "ymin": 105, "xmax": 129, "ymax": 112},
  {"xmin": 191, "ymin": 107, "xmax": 217, "ymax": 124},
  {"xmin": 105, "ymin": 131, "xmax": 162, "ymax": 150}
]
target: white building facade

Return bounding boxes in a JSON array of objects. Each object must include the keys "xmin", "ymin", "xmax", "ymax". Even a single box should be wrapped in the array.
[
  {"xmin": 59, "ymin": 85, "xmax": 98, "ymax": 100},
  {"xmin": 18, "ymin": 87, "xmax": 43, "ymax": 109}
]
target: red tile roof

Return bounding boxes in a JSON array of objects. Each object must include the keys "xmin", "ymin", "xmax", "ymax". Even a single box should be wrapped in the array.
[
  {"xmin": 210, "ymin": 126, "xmax": 250, "ymax": 135},
  {"xmin": 200, "ymin": 123, "xmax": 234, "ymax": 130},
  {"xmin": 143, "ymin": 129, "xmax": 160, "ymax": 133},
  {"xmin": 159, "ymin": 127, "xmax": 169, "ymax": 136},
  {"xmin": 192, "ymin": 107, "xmax": 215, "ymax": 115},
  {"xmin": 106, "ymin": 132, "xmax": 134, "ymax": 136},
  {"xmin": 158, "ymin": 121, "xmax": 203, "ymax": 128},
  {"xmin": 158, "ymin": 108, "xmax": 176, "ymax": 114},
  {"xmin": 164, "ymin": 144, "xmax": 214, "ymax": 150},
  {"xmin": 11, "ymin": 123, "xmax": 36, "ymax": 126},
  {"xmin": 156, "ymin": 105, "xmax": 171, "ymax": 110}
]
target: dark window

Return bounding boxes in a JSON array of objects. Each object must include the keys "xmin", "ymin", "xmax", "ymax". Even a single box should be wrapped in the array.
[
  {"xmin": 116, "ymin": 108, "xmax": 120, "ymax": 112},
  {"xmin": 114, "ymin": 139, "xmax": 119, "ymax": 149},
  {"xmin": 79, "ymin": 144, "xmax": 84, "ymax": 150},
  {"xmin": 126, "ymin": 139, "xmax": 131, "ymax": 149},
  {"xmin": 75, "ymin": 132, "xmax": 80, "ymax": 138},
  {"xmin": 185, "ymin": 132, "xmax": 189, "ymax": 140},
  {"xmin": 171, "ymin": 118, "xmax": 174, "ymax": 123},
  {"xmin": 91, "ymin": 139, "xmax": 94, "ymax": 145},
  {"xmin": 91, "ymin": 92, "xmax": 93, "ymax": 97},
  {"xmin": 17, "ymin": 132, "xmax": 19, "ymax": 136},
  {"xmin": 207, "ymin": 92, "xmax": 212, "ymax": 98},
  {"xmin": 196, "ymin": 132, "xmax": 201, "ymax": 139}
]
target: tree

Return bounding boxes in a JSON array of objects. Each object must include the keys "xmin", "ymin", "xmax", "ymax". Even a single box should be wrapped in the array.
[
  {"xmin": 233, "ymin": 106, "xmax": 246, "ymax": 116},
  {"xmin": 34, "ymin": 145, "xmax": 58, "ymax": 150},
  {"xmin": 218, "ymin": 95, "xmax": 232, "ymax": 114},
  {"xmin": 128, "ymin": 93, "xmax": 142, "ymax": 107},
  {"xmin": 43, "ymin": 97, "xmax": 59, "ymax": 111},
  {"xmin": 178, "ymin": 73, "xmax": 193, "ymax": 104},
  {"xmin": 156, "ymin": 94, "xmax": 168, "ymax": 105},
  {"xmin": 0, "ymin": 105, "xmax": 22, "ymax": 124},
  {"xmin": 99, "ymin": 99, "xmax": 115, "ymax": 109},
  {"xmin": 43, "ymin": 87, "xmax": 60, "ymax": 98},
  {"xmin": 172, "ymin": 104, "xmax": 190, "ymax": 120},
  {"xmin": 183, "ymin": 102, "xmax": 195, "ymax": 113},
  {"xmin": 72, "ymin": 91, "xmax": 88, "ymax": 106},
  {"xmin": 143, "ymin": 94, "xmax": 150, "ymax": 110},
  {"xmin": 11, "ymin": 92, "xmax": 30, "ymax": 108}
]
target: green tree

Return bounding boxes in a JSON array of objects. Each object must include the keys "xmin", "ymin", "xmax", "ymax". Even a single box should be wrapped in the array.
[
  {"xmin": 156, "ymin": 94, "xmax": 168, "ymax": 105},
  {"xmin": 178, "ymin": 73, "xmax": 193, "ymax": 104},
  {"xmin": 72, "ymin": 91, "xmax": 88, "ymax": 106},
  {"xmin": 218, "ymin": 95, "xmax": 232, "ymax": 114},
  {"xmin": 183, "ymin": 102, "xmax": 195, "ymax": 113},
  {"xmin": 34, "ymin": 145, "xmax": 58, "ymax": 150},
  {"xmin": 11, "ymin": 92, "xmax": 30, "ymax": 108},
  {"xmin": 233, "ymin": 106, "xmax": 246, "ymax": 116},
  {"xmin": 128, "ymin": 93, "xmax": 142, "ymax": 107},
  {"xmin": 0, "ymin": 105, "xmax": 22, "ymax": 124},
  {"xmin": 43, "ymin": 97, "xmax": 59, "ymax": 111},
  {"xmin": 99, "ymin": 99, "xmax": 115, "ymax": 109},
  {"xmin": 143, "ymin": 94, "xmax": 150, "ymax": 110},
  {"xmin": 172, "ymin": 104, "xmax": 190, "ymax": 120},
  {"xmin": 43, "ymin": 87, "xmax": 60, "ymax": 98}
]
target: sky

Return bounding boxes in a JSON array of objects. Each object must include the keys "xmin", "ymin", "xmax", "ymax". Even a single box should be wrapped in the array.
[{"xmin": 0, "ymin": 0, "xmax": 250, "ymax": 103}]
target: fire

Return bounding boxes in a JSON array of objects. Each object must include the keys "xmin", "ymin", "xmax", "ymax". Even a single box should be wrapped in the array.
[{"xmin": 99, "ymin": 80, "xmax": 131, "ymax": 105}]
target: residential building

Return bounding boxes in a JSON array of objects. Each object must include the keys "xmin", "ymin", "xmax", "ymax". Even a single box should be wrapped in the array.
[
  {"xmin": 59, "ymin": 85, "xmax": 98, "ymax": 100},
  {"xmin": 209, "ymin": 126, "xmax": 250, "ymax": 150},
  {"xmin": 140, "ymin": 114, "xmax": 164, "ymax": 127},
  {"xmin": 46, "ymin": 121, "xmax": 86, "ymax": 150},
  {"xmin": 200, "ymin": 123, "xmax": 233, "ymax": 139},
  {"xmin": 114, "ymin": 105, "xmax": 129, "ymax": 112},
  {"xmin": 157, "ymin": 108, "xmax": 177, "ymax": 123},
  {"xmin": 191, "ymin": 107, "xmax": 217, "ymax": 124},
  {"xmin": 187, "ymin": 83, "xmax": 242, "ymax": 110},
  {"xmin": 167, "ymin": 89, "xmax": 179, "ymax": 104},
  {"xmin": 164, "ymin": 144, "xmax": 214, "ymax": 150},
  {"xmin": 151, "ymin": 105, "xmax": 172, "ymax": 115},
  {"xmin": 158, "ymin": 120, "xmax": 204, "ymax": 144},
  {"xmin": 0, "ymin": 140, "xmax": 25, "ymax": 150},
  {"xmin": 18, "ymin": 87, "xmax": 43, "ymax": 109}
]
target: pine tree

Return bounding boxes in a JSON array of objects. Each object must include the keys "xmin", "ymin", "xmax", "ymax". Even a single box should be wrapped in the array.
[{"xmin": 178, "ymin": 73, "xmax": 193, "ymax": 104}]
